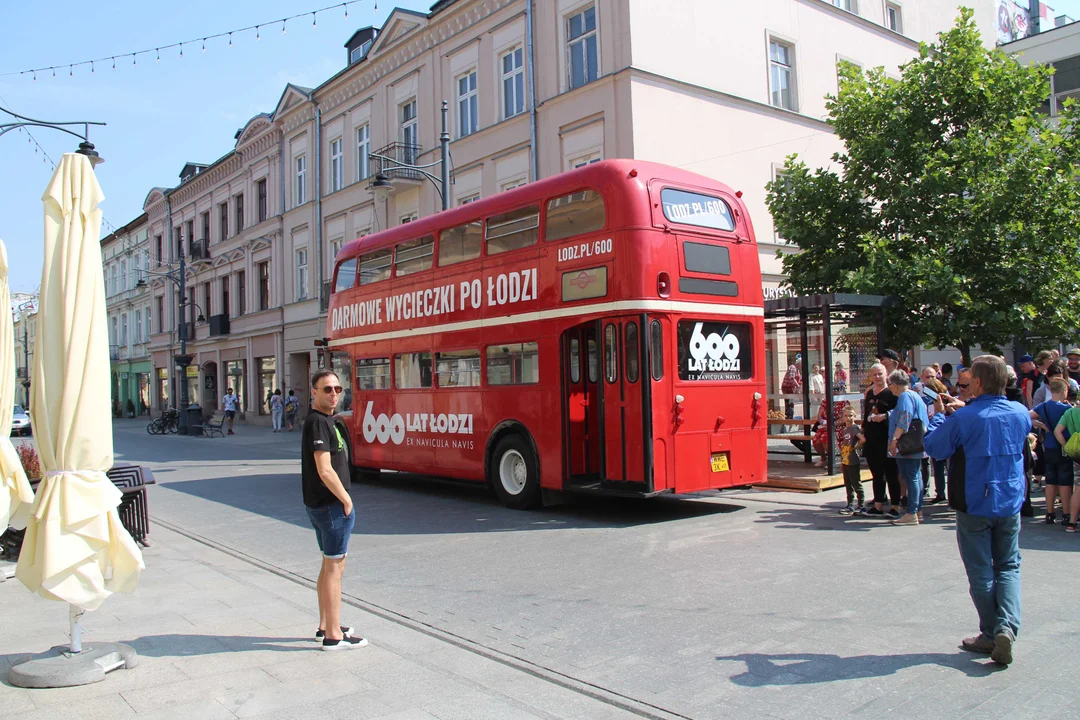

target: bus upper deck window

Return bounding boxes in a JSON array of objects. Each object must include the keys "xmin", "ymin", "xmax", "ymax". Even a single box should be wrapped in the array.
[
  {"xmin": 359, "ymin": 248, "xmax": 392, "ymax": 285},
  {"xmin": 334, "ymin": 258, "xmax": 357, "ymax": 292},
  {"xmin": 545, "ymin": 189, "xmax": 605, "ymax": 242},
  {"xmin": 395, "ymin": 235, "xmax": 434, "ymax": 276},
  {"xmin": 439, "ymin": 221, "xmax": 482, "ymax": 266},
  {"xmin": 486, "ymin": 205, "xmax": 539, "ymax": 255}
]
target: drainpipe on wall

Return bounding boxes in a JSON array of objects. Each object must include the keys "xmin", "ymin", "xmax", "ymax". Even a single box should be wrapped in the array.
[
  {"xmin": 526, "ymin": 0, "xmax": 538, "ymax": 182},
  {"xmin": 315, "ymin": 102, "xmax": 324, "ymax": 315}
]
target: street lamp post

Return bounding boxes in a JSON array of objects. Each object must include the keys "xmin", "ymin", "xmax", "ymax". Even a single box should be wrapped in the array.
[
  {"xmin": 369, "ymin": 101, "xmax": 451, "ymax": 211},
  {"xmin": 16, "ymin": 300, "xmax": 34, "ymax": 408},
  {"xmin": 137, "ymin": 249, "xmax": 206, "ymax": 435}
]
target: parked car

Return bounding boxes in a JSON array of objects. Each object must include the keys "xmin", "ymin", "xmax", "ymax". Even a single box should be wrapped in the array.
[{"xmin": 11, "ymin": 406, "xmax": 31, "ymax": 436}]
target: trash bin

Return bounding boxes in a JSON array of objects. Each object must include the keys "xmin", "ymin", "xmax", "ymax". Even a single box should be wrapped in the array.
[{"xmin": 184, "ymin": 406, "xmax": 203, "ymax": 435}]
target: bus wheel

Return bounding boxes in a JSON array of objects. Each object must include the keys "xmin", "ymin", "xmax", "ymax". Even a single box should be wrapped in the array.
[{"xmin": 490, "ymin": 434, "xmax": 540, "ymax": 510}]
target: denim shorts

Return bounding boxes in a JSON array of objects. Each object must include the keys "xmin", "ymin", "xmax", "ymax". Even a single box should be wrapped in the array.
[{"xmin": 305, "ymin": 502, "xmax": 355, "ymax": 558}]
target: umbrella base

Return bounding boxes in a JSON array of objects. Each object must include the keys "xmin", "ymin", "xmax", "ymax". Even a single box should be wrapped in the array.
[{"xmin": 7, "ymin": 642, "xmax": 138, "ymax": 688}]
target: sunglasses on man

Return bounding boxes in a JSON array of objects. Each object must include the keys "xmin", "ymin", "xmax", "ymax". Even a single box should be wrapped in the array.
[{"xmin": 320, "ymin": 385, "xmax": 344, "ymax": 395}]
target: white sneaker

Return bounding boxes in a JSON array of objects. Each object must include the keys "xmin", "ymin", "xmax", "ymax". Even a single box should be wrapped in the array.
[{"xmin": 321, "ymin": 635, "xmax": 368, "ymax": 651}]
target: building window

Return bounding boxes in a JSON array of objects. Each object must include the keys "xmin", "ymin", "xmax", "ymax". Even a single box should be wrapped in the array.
[
  {"xmin": 134, "ymin": 309, "xmax": 142, "ymax": 344},
  {"xmin": 769, "ymin": 39, "xmax": 797, "ymax": 111},
  {"xmin": 295, "ymin": 154, "xmax": 307, "ymax": 206},
  {"xmin": 257, "ymin": 179, "xmax": 268, "ymax": 222},
  {"xmin": 567, "ymin": 5, "xmax": 599, "ymax": 90},
  {"xmin": 185, "ymin": 220, "xmax": 194, "ymax": 253},
  {"xmin": 457, "ymin": 70, "xmax": 478, "ymax": 137},
  {"xmin": 157, "ymin": 296, "xmax": 164, "ymax": 333},
  {"xmin": 221, "ymin": 277, "xmax": 230, "ymax": 318},
  {"xmin": 502, "ymin": 48, "xmax": 525, "ymax": 119},
  {"xmin": 202, "ymin": 283, "xmax": 211, "ymax": 322},
  {"xmin": 356, "ymin": 124, "xmax": 370, "ymax": 181},
  {"xmin": 119, "ymin": 260, "xmax": 127, "ymax": 292},
  {"xmin": 146, "ymin": 305, "xmax": 152, "ymax": 341},
  {"xmin": 155, "ymin": 234, "xmax": 163, "ymax": 264},
  {"xmin": 201, "ymin": 211, "xmax": 210, "ymax": 242},
  {"xmin": 120, "ymin": 313, "xmax": 128, "ymax": 346},
  {"xmin": 234, "ymin": 193, "xmax": 244, "ymax": 234},
  {"xmin": 110, "ymin": 266, "xmax": 117, "ymax": 295},
  {"xmin": 571, "ymin": 153, "xmax": 601, "ymax": 169},
  {"xmin": 458, "ymin": 194, "xmax": 480, "ymax": 206},
  {"xmin": 330, "ymin": 137, "xmax": 344, "ymax": 192},
  {"xmin": 258, "ymin": 261, "xmax": 270, "ymax": 311},
  {"xmin": 111, "ymin": 316, "xmax": 117, "ymax": 346},
  {"xmin": 237, "ymin": 270, "xmax": 246, "ymax": 315},
  {"xmin": 219, "ymin": 202, "xmax": 228, "ymax": 242},
  {"xmin": 401, "ymin": 100, "xmax": 418, "ymax": 162},
  {"xmin": 501, "ymin": 178, "xmax": 527, "ymax": 192},
  {"xmin": 885, "ymin": 2, "xmax": 902, "ymax": 32},
  {"xmin": 296, "ymin": 248, "xmax": 308, "ymax": 301},
  {"xmin": 832, "ymin": 0, "xmax": 857, "ymax": 12},
  {"xmin": 400, "ymin": 212, "xmax": 419, "ymax": 224}
]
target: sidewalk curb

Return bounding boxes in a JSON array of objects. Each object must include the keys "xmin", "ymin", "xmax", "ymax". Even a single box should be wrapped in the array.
[{"xmin": 153, "ymin": 516, "xmax": 691, "ymax": 720}]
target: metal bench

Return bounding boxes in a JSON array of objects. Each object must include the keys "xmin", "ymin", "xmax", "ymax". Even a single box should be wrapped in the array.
[{"xmin": 191, "ymin": 414, "xmax": 225, "ymax": 438}]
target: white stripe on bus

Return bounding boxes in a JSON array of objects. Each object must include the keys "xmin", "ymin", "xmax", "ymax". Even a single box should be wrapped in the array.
[{"xmin": 326, "ymin": 299, "xmax": 764, "ymax": 347}]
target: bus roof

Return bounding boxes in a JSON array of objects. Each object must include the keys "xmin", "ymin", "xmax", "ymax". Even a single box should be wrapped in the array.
[{"xmin": 336, "ymin": 159, "xmax": 747, "ymax": 263}]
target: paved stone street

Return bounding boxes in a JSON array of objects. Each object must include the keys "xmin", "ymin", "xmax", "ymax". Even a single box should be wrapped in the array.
[{"xmin": 3, "ymin": 418, "xmax": 1078, "ymax": 719}]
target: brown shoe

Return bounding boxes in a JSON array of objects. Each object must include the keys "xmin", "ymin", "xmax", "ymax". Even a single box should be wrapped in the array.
[
  {"xmin": 892, "ymin": 513, "xmax": 919, "ymax": 525},
  {"xmin": 991, "ymin": 631, "xmax": 1014, "ymax": 666},
  {"xmin": 961, "ymin": 635, "xmax": 995, "ymax": 654}
]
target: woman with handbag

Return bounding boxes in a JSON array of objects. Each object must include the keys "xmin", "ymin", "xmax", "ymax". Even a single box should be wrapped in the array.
[
  {"xmin": 862, "ymin": 363, "xmax": 901, "ymax": 517},
  {"xmin": 887, "ymin": 369, "xmax": 930, "ymax": 526}
]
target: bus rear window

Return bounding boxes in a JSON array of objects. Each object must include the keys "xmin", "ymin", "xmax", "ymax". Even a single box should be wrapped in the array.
[
  {"xmin": 684, "ymin": 242, "xmax": 731, "ymax": 275},
  {"xmin": 359, "ymin": 248, "xmax": 391, "ymax": 285},
  {"xmin": 486, "ymin": 205, "xmax": 539, "ymax": 255},
  {"xmin": 661, "ymin": 188, "xmax": 735, "ymax": 231},
  {"xmin": 545, "ymin": 190, "xmax": 605, "ymax": 242},
  {"xmin": 334, "ymin": 258, "xmax": 357, "ymax": 292},
  {"xmin": 396, "ymin": 236, "xmax": 434, "ymax": 277},
  {"xmin": 439, "ymin": 221, "xmax": 482, "ymax": 266},
  {"xmin": 677, "ymin": 320, "xmax": 752, "ymax": 381}
]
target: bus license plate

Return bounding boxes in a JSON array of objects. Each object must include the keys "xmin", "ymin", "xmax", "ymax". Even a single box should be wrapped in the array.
[{"xmin": 710, "ymin": 452, "xmax": 729, "ymax": 473}]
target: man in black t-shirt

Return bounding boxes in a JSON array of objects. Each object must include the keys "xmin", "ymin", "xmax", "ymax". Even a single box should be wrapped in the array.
[{"xmin": 302, "ymin": 369, "xmax": 366, "ymax": 651}]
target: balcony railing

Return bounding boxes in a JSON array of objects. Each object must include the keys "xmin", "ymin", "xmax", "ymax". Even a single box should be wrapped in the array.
[
  {"xmin": 182, "ymin": 322, "xmax": 195, "ymax": 342},
  {"xmin": 190, "ymin": 239, "xmax": 210, "ymax": 262},
  {"xmin": 320, "ymin": 281, "xmax": 332, "ymax": 313},
  {"xmin": 372, "ymin": 142, "xmax": 423, "ymax": 181},
  {"xmin": 209, "ymin": 314, "xmax": 231, "ymax": 337}
]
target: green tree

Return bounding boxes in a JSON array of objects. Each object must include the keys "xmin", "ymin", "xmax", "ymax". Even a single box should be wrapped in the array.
[{"xmin": 766, "ymin": 8, "xmax": 1080, "ymax": 365}]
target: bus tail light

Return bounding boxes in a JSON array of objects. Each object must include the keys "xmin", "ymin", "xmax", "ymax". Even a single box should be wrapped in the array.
[
  {"xmin": 657, "ymin": 272, "xmax": 671, "ymax": 298},
  {"xmin": 751, "ymin": 392, "xmax": 762, "ymax": 427},
  {"xmin": 674, "ymin": 394, "xmax": 685, "ymax": 428}
]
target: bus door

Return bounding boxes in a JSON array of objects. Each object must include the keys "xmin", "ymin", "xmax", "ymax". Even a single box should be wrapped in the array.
[
  {"xmin": 599, "ymin": 317, "xmax": 646, "ymax": 485},
  {"xmin": 562, "ymin": 324, "xmax": 600, "ymax": 480}
]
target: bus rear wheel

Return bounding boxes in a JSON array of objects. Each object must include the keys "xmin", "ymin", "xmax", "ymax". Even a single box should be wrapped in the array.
[{"xmin": 490, "ymin": 434, "xmax": 540, "ymax": 510}]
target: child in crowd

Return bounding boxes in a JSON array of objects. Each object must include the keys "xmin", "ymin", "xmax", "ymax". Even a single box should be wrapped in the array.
[{"xmin": 838, "ymin": 406, "xmax": 866, "ymax": 515}]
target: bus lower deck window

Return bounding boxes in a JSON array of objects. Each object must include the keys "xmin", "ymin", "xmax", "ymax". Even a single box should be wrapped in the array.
[
  {"xmin": 395, "ymin": 352, "xmax": 433, "ymax": 388},
  {"xmin": 486, "ymin": 342, "xmax": 539, "ymax": 385},
  {"xmin": 356, "ymin": 357, "xmax": 391, "ymax": 390},
  {"xmin": 436, "ymin": 349, "xmax": 481, "ymax": 387}
]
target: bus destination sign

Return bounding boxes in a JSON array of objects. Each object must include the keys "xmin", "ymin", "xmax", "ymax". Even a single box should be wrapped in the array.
[{"xmin": 331, "ymin": 267, "xmax": 539, "ymax": 333}]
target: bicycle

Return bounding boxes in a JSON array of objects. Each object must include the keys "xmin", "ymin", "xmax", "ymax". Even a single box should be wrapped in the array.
[{"xmin": 146, "ymin": 408, "xmax": 179, "ymax": 435}]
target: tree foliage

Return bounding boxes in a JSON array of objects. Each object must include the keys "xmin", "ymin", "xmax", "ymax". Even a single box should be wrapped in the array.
[{"xmin": 766, "ymin": 8, "xmax": 1080, "ymax": 364}]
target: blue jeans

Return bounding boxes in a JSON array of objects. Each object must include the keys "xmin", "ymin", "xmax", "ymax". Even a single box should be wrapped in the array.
[
  {"xmin": 305, "ymin": 501, "xmax": 355, "ymax": 558},
  {"xmin": 896, "ymin": 458, "xmax": 923, "ymax": 514},
  {"xmin": 955, "ymin": 512, "xmax": 1021, "ymax": 640}
]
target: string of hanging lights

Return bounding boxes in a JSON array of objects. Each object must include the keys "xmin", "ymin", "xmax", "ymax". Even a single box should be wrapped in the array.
[{"xmin": 2, "ymin": 1, "xmax": 374, "ymax": 81}]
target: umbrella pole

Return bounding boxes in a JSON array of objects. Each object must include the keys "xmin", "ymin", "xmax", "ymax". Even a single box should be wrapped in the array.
[{"xmin": 69, "ymin": 604, "xmax": 85, "ymax": 654}]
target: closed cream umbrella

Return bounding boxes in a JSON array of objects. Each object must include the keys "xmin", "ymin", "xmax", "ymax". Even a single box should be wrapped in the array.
[
  {"xmin": 0, "ymin": 240, "xmax": 34, "ymax": 531},
  {"xmin": 11, "ymin": 153, "xmax": 143, "ymax": 687}
]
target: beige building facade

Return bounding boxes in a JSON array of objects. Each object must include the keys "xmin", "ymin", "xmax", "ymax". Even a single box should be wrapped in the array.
[
  {"xmin": 101, "ymin": 214, "xmax": 153, "ymax": 416},
  {"xmin": 138, "ymin": 0, "xmax": 1000, "ymax": 416}
]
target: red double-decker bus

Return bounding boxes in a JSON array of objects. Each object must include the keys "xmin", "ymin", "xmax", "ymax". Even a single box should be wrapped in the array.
[{"xmin": 326, "ymin": 159, "xmax": 766, "ymax": 508}]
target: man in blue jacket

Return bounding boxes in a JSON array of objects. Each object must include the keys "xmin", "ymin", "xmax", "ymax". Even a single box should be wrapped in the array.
[{"xmin": 925, "ymin": 355, "xmax": 1031, "ymax": 666}]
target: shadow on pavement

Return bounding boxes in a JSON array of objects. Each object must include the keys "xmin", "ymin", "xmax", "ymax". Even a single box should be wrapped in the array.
[
  {"xmin": 158, "ymin": 470, "xmax": 744, "ymax": 535},
  {"xmin": 124, "ymin": 633, "xmax": 311, "ymax": 657},
  {"xmin": 752, "ymin": 503, "xmax": 958, "ymax": 533},
  {"xmin": 716, "ymin": 651, "xmax": 999, "ymax": 684}
]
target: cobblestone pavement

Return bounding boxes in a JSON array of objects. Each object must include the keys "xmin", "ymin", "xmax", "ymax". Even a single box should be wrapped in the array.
[{"xmin": 5, "ymin": 419, "xmax": 1077, "ymax": 719}]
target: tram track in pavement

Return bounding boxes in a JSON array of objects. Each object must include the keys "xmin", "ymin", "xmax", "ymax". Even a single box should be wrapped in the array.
[{"xmin": 153, "ymin": 514, "xmax": 695, "ymax": 720}]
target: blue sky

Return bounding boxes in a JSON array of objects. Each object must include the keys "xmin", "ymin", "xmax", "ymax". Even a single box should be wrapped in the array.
[
  {"xmin": 0, "ymin": 0, "xmax": 433, "ymax": 294},
  {"xmin": 2, "ymin": 1, "xmax": 1080, "ymax": 295}
]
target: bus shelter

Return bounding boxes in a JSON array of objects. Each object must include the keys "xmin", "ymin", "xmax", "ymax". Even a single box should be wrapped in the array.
[{"xmin": 764, "ymin": 294, "xmax": 893, "ymax": 477}]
